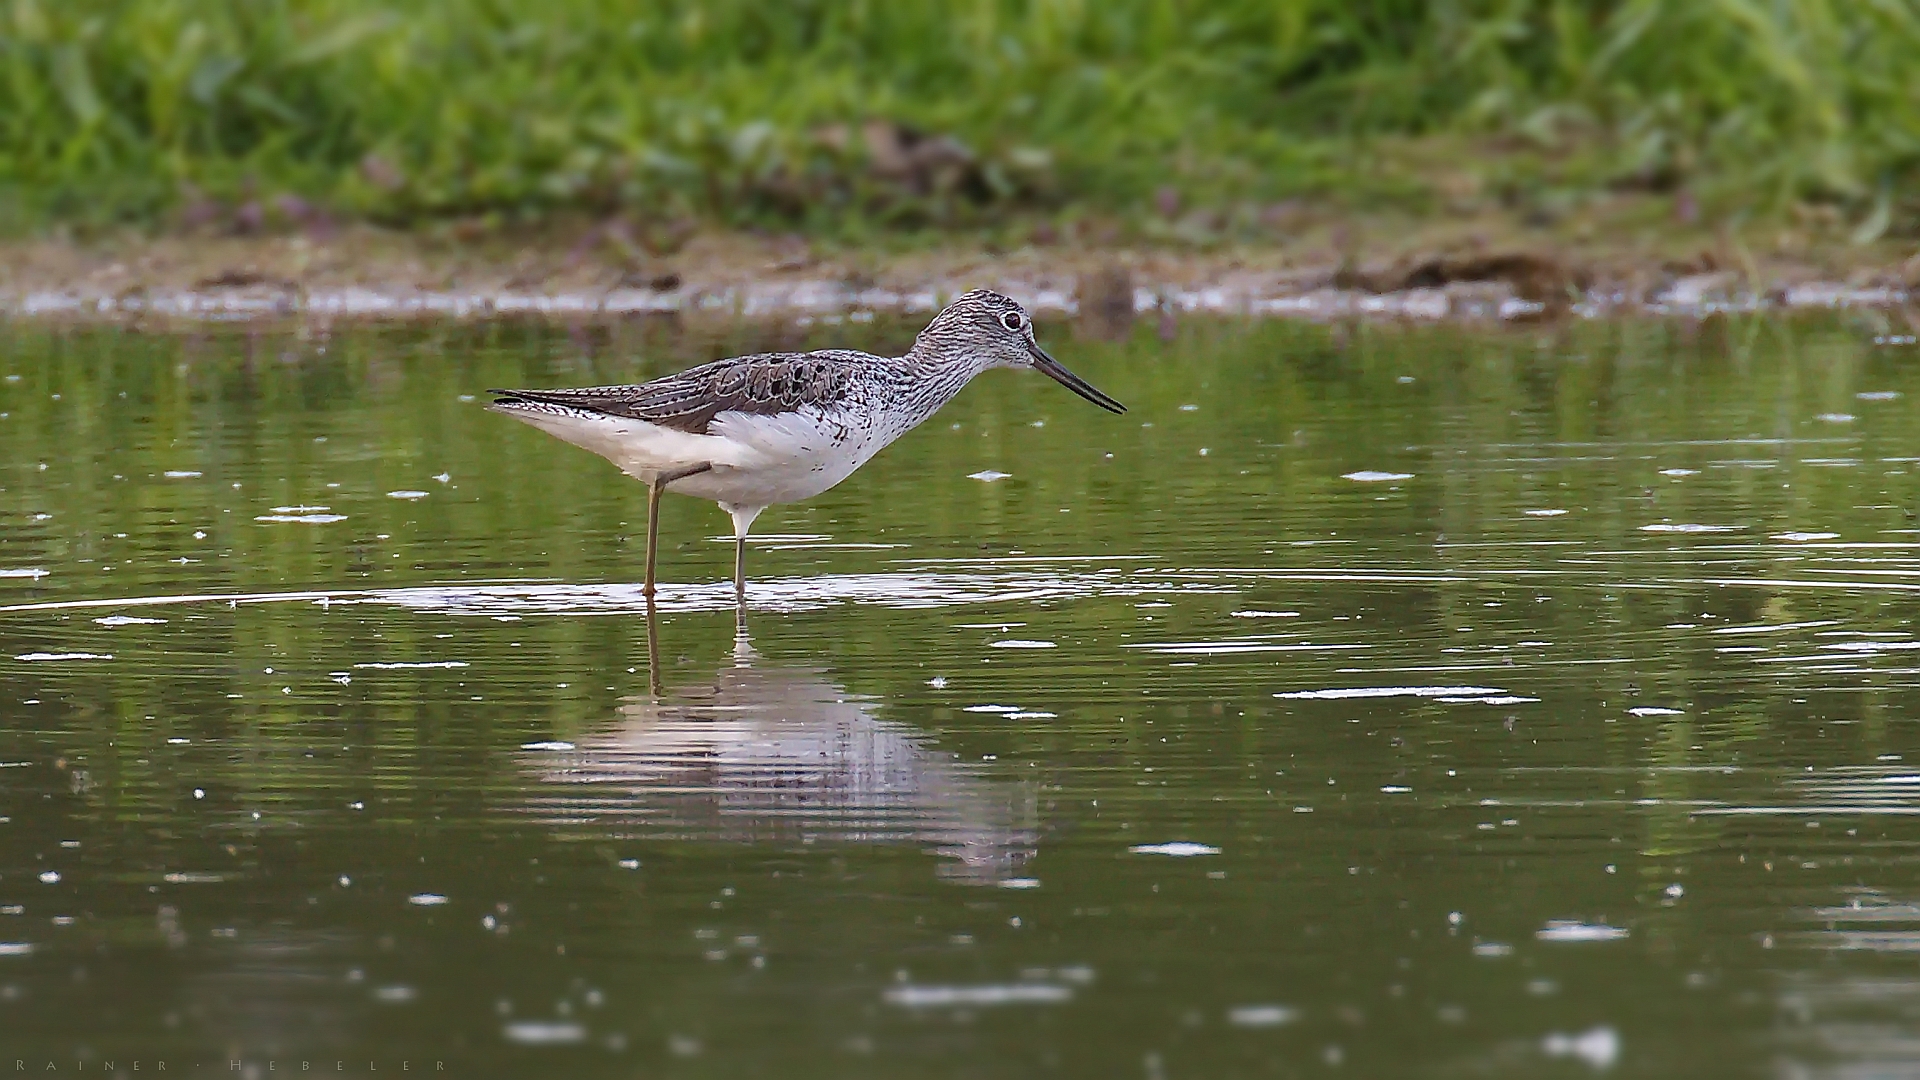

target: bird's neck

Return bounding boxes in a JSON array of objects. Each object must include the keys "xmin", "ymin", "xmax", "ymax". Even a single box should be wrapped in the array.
[{"xmin": 897, "ymin": 344, "xmax": 992, "ymax": 417}]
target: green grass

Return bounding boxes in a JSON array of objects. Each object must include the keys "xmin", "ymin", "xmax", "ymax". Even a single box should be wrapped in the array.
[{"xmin": 5, "ymin": 0, "xmax": 1920, "ymax": 239}]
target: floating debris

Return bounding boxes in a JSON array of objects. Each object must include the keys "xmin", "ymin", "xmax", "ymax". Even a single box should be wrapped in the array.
[
  {"xmin": 503, "ymin": 1021, "xmax": 587, "ymax": 1045},
  {"xmin": 884, "ymin": 984, "xmax": 1072, "ymax": 1007},
  {"xmin": 1226, "ymin": 1004, "xmax": 1297, "ymax": 1027},
  {"xmin": 1542, "ymin": 1026, "xmax": 1620, "ymax": 1070},
  {"xmin": 1276, "ymin": 685, "xmax": 1507, "ymax": 701},
  {"xmin": 1129, "ymin": 842, "xmax": 1221, "ymax": 857},
  {"xmin": 1535, "ymin": 921, "xmax": 1629, "ymax": 943}
]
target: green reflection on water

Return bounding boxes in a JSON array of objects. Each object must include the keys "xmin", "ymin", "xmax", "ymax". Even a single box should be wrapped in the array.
[{"xmin": 1, "ymin": 314, "xmax": 1918, "ymax": 1077}]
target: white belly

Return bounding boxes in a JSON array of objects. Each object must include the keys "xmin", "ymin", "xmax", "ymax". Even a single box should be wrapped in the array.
[
  {"xmin": 670, "ymin": 407, "xmax": 896, "ymax": 507},
  {"xmin": 496, "ymin": 401, "xmax": 904, "ymax": 510}
]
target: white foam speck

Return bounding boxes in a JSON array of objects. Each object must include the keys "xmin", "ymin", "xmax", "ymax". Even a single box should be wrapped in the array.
[
  {"xmin": 407, "ymin": 893, "xmax": 448, "ymax": 906},
  {"xmin": 163, "ymin": 872, "xmax": 224, "ymax": 884},
  {"xmin": 1472, "ymin": 942, "xmax": 1514, "ymax": 957},
  {"xmin": 503, "ymin": 1021, "xmax": 586, "ymax": 1045},
  {"xmin": 0, "ymin": 943, "xmax": 32, "ymax": 956},
  {"xmin": 94, "ymin": 616, "xmax": 166, "ymax": 626},
  {"xmin": 1226, "ymin": 1004, "xmax": 1297, "ymax": 1027},
  {"xmin": 37, "ymin": 871, "xmax": 58, "ymax": 884},
  {"xmin": 1773, "ymin": 532, "xmax": 1839, "ymax": 541},
  {"xmin": 163, "ymin": 470, "xmax": 203, "ymax": 479},
  {"xmin": 256, "ymin": 514, "xmax": 348, "ymax": 524},
  {"xmin": 1276, "ymin": 685, "xmax": 1507, "ymax": 701},
  {"xmin": 15, "ymin": 653, "xmax": 111, "ymax": 662},
  {"xmin": 1817, "ymin": 413, "xmax": 1856, "ymax": 423},
  {"xmin": 388, "ymin": 490, "xmax": 431, "ymax": 500},
  {"xmin": 1639, "ymin": 523, "xmax": 1739, "ymax": 533},
  {"xmin": 1380, "ymin": 786, "xmax": 1412, "ymax": 794},
  {"xmin": 1543, "ymin": 1026, "xmax": 1620, "ymax": 1070},
  {"xmin": 374, "ymin": 986, "xmax": 418, "ymax": 1003},
  {"xmin": 1129, "ymin": 842, "xmax": 1221, "ymax": 857},
  {"xmin": 1231, "ymin": 610, "xmax": 1300, "ymax": 618},
  {"xmin": 989, "ymin": 639, "xmax": 1056, "ymax": 649},
  {"xmin": 999, "ymin": 878, "xmax": 1041, "ymax": 889},
  {"xmin": 968, "ymin": 470, "xmax": 1012, "ymax": 482},
  {"xmin": 1343, "ymin": 471, "xmax": 1413, "ymax": 482},
  {"xmin": 1536, "ymin": 921, "xmax": 1628, "ymax": 943},
  {"xmin": 1523, "ymin": 509, "xmax": 1568, "ymax": 517},
  {"xmin": 1626, "ymin": 707, "xmax": 1684, "ymax": 717},
  {"xmin": 1858, "ymin": 391, "xmax": 1902, "ymax": 401},
  {"xmin": 1006, "ymin": 710, "xmax": 1057, "ymax": 719},
  {"xmin": 353, "ymin": 661, "xmax": 469, "ymax": 670},
  {"xmin": 0, "ymin": 568, "xmax": 49, "ymax": 579},
  {"xmin": 884, "ymin": 984, "xmax": 1072, "ymax": 1007},
  {"xmin": 1434, "ymin": 695, "xmax": 1539, "ymax": 705},
  {"xmin": 520, "ymin": 741, "xmax": 575, "ymax": 751},
  {"xmin": 963, "ymin": 705, "xmax": 1022, "ymax": 714},
  {"xmin": 1658, "ymin": 468, "xmax": 1699, "ymax": 477}
]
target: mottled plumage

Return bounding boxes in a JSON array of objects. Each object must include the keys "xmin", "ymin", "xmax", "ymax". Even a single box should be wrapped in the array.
[
  {"xmin": 491, "ymin": 353, "xmax": 857, "ymax": 435},
  {"xmin": 488, "ymin": 289, "xmax": 1125, "ymax": 602}
]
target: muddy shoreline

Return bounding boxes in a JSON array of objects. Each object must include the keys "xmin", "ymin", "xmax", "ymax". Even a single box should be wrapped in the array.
[{"xmin": 4, "ymin": 225, "xmax": 1917, "ymax": 327}]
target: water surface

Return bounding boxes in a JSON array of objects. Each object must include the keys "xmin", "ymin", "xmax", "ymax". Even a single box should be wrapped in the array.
[{"xmin": 2, "ymin": 314, "xmax": 1919, "ymax": 1077}]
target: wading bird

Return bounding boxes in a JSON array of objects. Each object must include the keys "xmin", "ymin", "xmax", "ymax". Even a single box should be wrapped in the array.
[{"xmin": 489, "ymin": 289, "xmax": 1126, "ymax": 601}]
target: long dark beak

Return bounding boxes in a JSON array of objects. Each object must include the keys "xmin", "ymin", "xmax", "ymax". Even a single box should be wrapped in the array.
[{"xmin": 1031, "ymin": 344, "xmax": 1126, "ymax": 413}]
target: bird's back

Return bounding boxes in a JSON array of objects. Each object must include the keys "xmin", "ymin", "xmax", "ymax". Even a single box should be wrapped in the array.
[{"xmin": 490, "ymin": 348, "xmax": 893, "ymax": 437}]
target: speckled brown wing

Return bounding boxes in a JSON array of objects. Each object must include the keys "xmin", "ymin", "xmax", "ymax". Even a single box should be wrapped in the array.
[{"xmin": 490, "ymin": 351, "xmax": 863, "ymax": 435}]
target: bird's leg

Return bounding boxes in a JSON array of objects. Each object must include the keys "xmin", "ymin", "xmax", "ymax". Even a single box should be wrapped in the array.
[
  {"xmin": 642, "ymin": 462, "xmax": 713, "ymax": 598},
  {"xmin": 733, "ymin": 534, "xmax": 747, "ymax": 606},
  {"xmin": 722, "ymin": 504, "xmax": 764, "ymax": 614},
  {"xmin": 643, "ymin": 593, "xmax": 663, "ymax": 698}
]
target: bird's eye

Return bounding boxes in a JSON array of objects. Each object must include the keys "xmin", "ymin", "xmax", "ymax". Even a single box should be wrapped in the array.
[{"xmin": 1000, "ymin": 311, "xmax": 1025, "ymax": 332}]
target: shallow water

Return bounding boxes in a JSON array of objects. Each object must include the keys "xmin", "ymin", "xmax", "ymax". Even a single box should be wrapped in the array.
[{"xmin": 2, "ymin": 314, "xmax": 1920, "ymax": 1077}]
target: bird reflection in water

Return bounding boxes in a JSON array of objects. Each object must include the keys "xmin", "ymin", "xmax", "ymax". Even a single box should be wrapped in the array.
[{"xmin": 521, "ymin": 600, "xmax": 1037, "ymax": 884}]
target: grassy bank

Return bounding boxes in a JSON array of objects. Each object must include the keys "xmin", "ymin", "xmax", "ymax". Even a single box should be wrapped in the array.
[{"xmin": 6, "ymin": 1, "xmax": 1920, "ymax": 241}]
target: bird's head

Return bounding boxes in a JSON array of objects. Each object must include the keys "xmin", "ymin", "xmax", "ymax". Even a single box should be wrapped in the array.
[{"xmin": 914, "ymin": 289, "xmax": 1126, "ymax": 413}]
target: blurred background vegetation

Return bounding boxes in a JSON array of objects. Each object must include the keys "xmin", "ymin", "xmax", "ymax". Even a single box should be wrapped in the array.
[{"xmin": 4, "ymin": 0, "xmax": 1919, "ymax": 241}]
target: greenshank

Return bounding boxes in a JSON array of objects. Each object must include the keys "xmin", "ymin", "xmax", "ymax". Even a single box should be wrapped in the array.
[{"xmin": 489, "ymin": 289, "xmax": 1125, "ymax": 601}]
